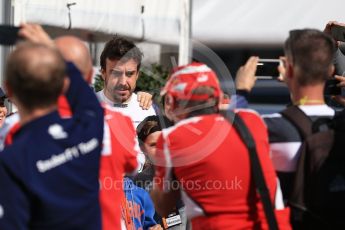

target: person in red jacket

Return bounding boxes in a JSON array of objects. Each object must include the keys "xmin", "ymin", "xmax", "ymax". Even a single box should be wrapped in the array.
[{"xmin": 151, "ymin": 62, "xmax": 291, "ymax": 230}]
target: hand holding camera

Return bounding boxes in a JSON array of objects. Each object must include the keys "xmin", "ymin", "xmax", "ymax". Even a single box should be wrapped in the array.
[
  {"xmin": 0, "ymin": 23, "xmax": 54, "ymax": 47},
  {"xmin": 0, "ymin": 25, "xmax": 21, "ymax": 45},
  {"xmin": 324, "ymin": 21, "xmax": 345, "ymax": 46},
  {"xmin": 235, "ymin": 56, "xmax": 259, "ymax": 92},
  {"xmin": 331, "ymin": 75, "xmax": 345, "ymax": 106}
]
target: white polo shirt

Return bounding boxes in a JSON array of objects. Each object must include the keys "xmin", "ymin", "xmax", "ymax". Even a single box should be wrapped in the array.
[{"xmin": 96, "ymin": 90, "xmax": 156, "ymax": 128}]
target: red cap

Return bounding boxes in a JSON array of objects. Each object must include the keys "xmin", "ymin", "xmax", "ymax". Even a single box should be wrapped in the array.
[{"xmin": 161, "ymin": 62, "xmax": 222, "ymax": 101}]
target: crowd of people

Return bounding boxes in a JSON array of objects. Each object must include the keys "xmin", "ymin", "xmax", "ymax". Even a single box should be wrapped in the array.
[{"xmin": 0, "ymin": 20, "xmax": 344, "ymax": 230}]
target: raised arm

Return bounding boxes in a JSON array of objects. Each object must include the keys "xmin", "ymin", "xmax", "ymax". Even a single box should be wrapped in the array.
[
  {"xmin": 18, "ymin": 23, "xmax": 103, "ymax": 120},
  {"xmin": 231, "ymin": 56, "xmax": 259, "ymax": 108}
]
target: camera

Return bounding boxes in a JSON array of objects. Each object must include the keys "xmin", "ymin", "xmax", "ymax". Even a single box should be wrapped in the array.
[
  {"xmin": 0, "ymin": 25, "xmax": 21, "ymax": 46},
  {"xmin": 255, "ymin": 59, "xmax": 282, "ymax": 79},
  {"xmin": 324, "ymin": 78, "xmax": 341, "ymax": 96},
  {"xmin": 331, "ymin": 24, "xmax": 345, "ymax": 42}
]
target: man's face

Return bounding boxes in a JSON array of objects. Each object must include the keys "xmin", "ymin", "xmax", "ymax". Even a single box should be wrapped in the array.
[{"xmin": 101, "ymin": 58, "xmax": 139, "ymax": 103}]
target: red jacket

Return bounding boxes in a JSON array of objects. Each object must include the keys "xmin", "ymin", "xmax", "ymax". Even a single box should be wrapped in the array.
[{"xmin": 154, "ymin": 110, "xmax": 291, "ymax": 230}]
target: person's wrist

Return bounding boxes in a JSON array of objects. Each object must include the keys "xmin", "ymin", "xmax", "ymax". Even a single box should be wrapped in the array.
[
  {"xmin": 236, "ymin": 85, "xmax": 251, "ymax": 93},
  {"xmin": 236, "ymin": 89, "xmax": 249, "ymax": 98},
  {"xmin": 235, "ymin": 77, "xmax": 254, "ymax": 92}
]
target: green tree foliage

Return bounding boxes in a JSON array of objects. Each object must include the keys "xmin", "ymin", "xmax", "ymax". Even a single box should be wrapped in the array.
[
  {"xmin": 136, "ymin": 63, "xmax": 169, "ymax": 94},
  {"xmin": 94, "ymin": 74, "xmax": 105, "ymax": 93}
]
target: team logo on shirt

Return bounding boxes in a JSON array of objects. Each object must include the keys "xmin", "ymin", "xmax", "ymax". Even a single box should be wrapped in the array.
[{"xmin": 48, "ymin": 124, "xmax": 68, "ymax": 139}]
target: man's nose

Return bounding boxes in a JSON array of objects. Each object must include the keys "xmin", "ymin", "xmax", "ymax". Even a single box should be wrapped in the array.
[{"xmin": 118, "ymin": 75, "xmax": 127, "ymax": 85}]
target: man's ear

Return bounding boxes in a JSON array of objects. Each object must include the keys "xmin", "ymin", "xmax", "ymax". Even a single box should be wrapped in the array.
[
  {"xmin": 135, "ymin": 69, "xmax": 140, "ymax": 79},
  {"xmin": 285, "ymin": 61, "xmax": 294, "ymax": 80},
  {"xmin": 61, "ymin": 77, "xmax": 70, "ymax": 94},
  {"xmin": 4, "ymin": 81, "xmax": 12, "ymax": 98},
  {"xmin": 4, "ymin": 81, "xmax": 19, "ymax": 107},
  {"xmin": 165, "ymin": 94, "xmax": 175, "ymax": 109},
  {"xmin": 100, "ymin": 68, "xmax": 106, "ymax": 81},
  {"xmin": 328, "ymin": 64, "xmax": 335, "ymax": 77}
]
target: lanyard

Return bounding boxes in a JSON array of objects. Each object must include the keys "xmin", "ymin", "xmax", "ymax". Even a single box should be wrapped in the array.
[{"xmin": 293, "ymin": 96, "xmax": 324, "ymax": 105}]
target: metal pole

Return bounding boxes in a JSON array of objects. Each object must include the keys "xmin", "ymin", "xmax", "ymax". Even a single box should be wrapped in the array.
[
  {"xmin": 178, "ymin": 0, "xmax": 192, "ymax": 66},
  {"xmin": 1, "ymin": 0, "xmax": 15, "ymax": 113},
  {"xmin": 0, "ymin": 0, "xmax": 4, "ymax": 85},
  {"xmin": 0, "ymin": 0, "xmax": 13, "ymax": 85}
]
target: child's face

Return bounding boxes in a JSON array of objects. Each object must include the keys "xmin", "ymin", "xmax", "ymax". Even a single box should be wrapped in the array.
[
  {"xmin": 0, "ymin": 106, "xmax": 7, "ymax": 127},
  {"xmin": 143, "ymin": 131, "xmax": 161, "ymax": 158}
]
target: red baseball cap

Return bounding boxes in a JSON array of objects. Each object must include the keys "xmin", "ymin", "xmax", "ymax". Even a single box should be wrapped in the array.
[{"xmin": 161, "ymin": 62, "xmax": 223, "ymax": 101}]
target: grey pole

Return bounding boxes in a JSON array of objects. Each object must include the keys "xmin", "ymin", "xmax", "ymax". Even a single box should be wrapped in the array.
[
  {"xmin": 0, "ymin": 0, "xmax": 14, "ymax": 112},
  {"xmin": 178, "ymin": 0, "xmax": 192, "ymax": 66}
]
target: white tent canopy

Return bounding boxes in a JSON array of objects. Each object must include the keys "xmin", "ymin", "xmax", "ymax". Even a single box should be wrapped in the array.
[
  {"xmin": 13, "ymin": 0, "xmax": 345, "ymax": 46},
  {"xmin": 193, "ymin": 0, "xmax": 345, "ymax": 46},
  {"xmin": 13, "ymin": 0, "xmax": 181, "ymax": 44}
]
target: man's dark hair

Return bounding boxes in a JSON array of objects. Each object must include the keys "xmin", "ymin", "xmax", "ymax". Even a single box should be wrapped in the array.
[
  {"xmin": 100, "ymin": 36, "xmax": 143, "ymax": 71},
  {"xmin": 284, "ymin": 29, "xmax": 336, "ymax": 86},
  {"xmin": 5, "ymin": 42, "xmax": 66, "ymax": 111}
]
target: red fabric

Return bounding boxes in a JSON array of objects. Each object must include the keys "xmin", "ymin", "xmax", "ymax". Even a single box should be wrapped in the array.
[
  {"xmin": 55, "ymin": 98, "xmax": 140, "ymax": 230},
  {"xmin": 99, "ymin": 106, "xmax": 138, "ymax": 230},
  {"xmin": 155, "ymin": 111, "xmax": 291, "ymax": 230},
  {"xmin": 191, "ymin": 209, "xmax": 291, "ymax": 230},
  {"xmin": 4, "ymin": 122, "xmax": 20, "ymax": 146},
  {"xmin": 57, "ymin": 95, "xmax": 72, "ymax": 118}
]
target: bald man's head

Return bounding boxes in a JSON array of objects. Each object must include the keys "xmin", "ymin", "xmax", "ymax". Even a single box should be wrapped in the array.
[
  {"xmin": 55, "ymin": 36, "xmax": 93, "ymax": 83},
  {"xmin": 5, "ymin": 42, "xmax": 66, "ymax": 111}
]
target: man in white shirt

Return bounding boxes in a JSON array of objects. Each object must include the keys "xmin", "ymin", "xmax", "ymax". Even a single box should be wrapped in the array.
[
  {"xmin": 234, "ymin": 29, "xmax": 342, "ymax": 229},
  {"xmin": 96, "ymin": 36, "xmax": 156, "ymax": 128}
]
